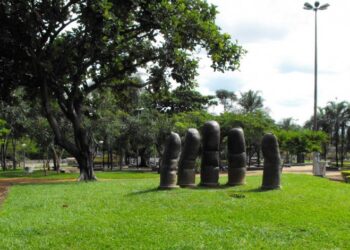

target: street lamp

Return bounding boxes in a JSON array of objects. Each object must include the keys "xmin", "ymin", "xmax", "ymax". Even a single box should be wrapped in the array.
[
  {"xmin": 304, "ymin": 1, "xmax": 329, "ymax": 176},
  {"xmin": 304, "ymin": 1, "xmax": 330, "ymax": 131}
]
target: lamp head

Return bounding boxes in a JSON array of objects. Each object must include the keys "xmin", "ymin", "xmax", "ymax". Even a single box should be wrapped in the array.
[
  {"xmin": 319, "ymin": 3, "xmax": 330, "ymax": 10},
  {"xmin": 315, "ymin": 1, "xmax": 320, "ymax": 7},
  {"xmin": 304, "ymin": 2, "xmax": 313, "ymax": 10}
]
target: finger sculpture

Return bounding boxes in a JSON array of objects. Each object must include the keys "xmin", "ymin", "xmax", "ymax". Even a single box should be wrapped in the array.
[
  {"xmin": 159, "ymin": 132, "xmax": 181, "ymax": 189},
  {"xmin": 200, "ymin": 121, "xmax": 220, "ymax": 187},
  {"xmin": 177, "ymin": 128, "xmax": 201, "ymax": 188},
  {"xmin": 261, "ymin": 133, "xmax": 282, "ymax": 190},
  {"xmin": 227, "ymin": 128, "xmax": 247, "ymax": 186}
]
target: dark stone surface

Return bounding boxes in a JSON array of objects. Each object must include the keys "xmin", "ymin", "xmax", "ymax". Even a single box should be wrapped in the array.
[
  {"xmin": 177, "ymin": 128, "xmax": 201, "ymax": 188},
  {"xmin": 227, "ymin": 127, "xmax": 247, "ymax": 186},
  {"xmin": 261, "ymin": 133, "xmax": 281, "ymax": 190},
  {"xmin": 200, "ymin": 121, "xmax": 220, "ymax": 187},
  {"xmin": 159, "ymin": 132, "xmax": 181, "ymax": 189}
]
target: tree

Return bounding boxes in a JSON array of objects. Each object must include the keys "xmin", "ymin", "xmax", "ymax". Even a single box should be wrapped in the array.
[
  {"xmin": 0, "ymin": 90, "xmax": 31, "ymax": 170},
  {"xmin": 322, "ymin": 101, "xmax": 349, "ymax": 167},
  {"xmin": 144, "ymin": 87, "xmax": 216, "ymax": 114},
  {"xmin": 278, "ymin": 118, "xmax": 301, "ymax": 131},
  {"xmin": 0, "ymin": 119, "xmax": 10, "ymax": 170},
  {"xmin": 215, "ymin": 89, "xmax": 237, "ymax": 112},
  {"xmin": 276, "ymin": 129, "xmax": 328, "ymax": 164},
  {"xmin": 238, "ymin": 90, "xmax": 264, "ymax": 113},
  {"xmin": 172, "ymin": 111, "xmax": 214, "ymax": 136},
  {"xmin": 305, "ymin": 101, "xmax": 350, "ymax": 167},
  {"xmin": 1, "ymin": 0, "xmax": 245, "ymax": 180}
]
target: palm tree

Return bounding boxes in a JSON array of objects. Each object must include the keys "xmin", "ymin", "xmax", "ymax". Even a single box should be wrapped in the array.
[
  {"xmin": 279, "ymin": 117, "xmax": 300, "ymax": 130},
  {"xmin": 323, "ymin": 101, "xmax": 349, "ymax": 168},
  {"xmin": 238, "ymin": 90, "xmax": 264, "ymax": 113}
]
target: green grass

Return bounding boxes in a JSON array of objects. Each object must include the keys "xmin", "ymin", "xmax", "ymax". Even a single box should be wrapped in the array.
[
  {"xmin": 0, "ymin": 174, "xmax": 349, "ymax": 249},
  {"xmin": 0, "ymin": 169, "xmax": 158, "ymax": 180}
]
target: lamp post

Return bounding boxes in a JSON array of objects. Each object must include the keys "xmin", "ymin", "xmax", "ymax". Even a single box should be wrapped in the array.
[{"xmin": 304, "ymin": 1, "xmax": 329, "ymax": 176}]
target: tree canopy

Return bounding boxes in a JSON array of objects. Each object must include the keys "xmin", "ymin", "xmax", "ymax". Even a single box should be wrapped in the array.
[{"xmin": 1, "ymin": 0, "xmax": 245, "ymax": 180}]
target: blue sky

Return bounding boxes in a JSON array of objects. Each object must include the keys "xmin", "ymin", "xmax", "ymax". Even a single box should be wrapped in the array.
[{"xmin": 197, "ymin": 0, "xmax": 350, "ymax": 124}]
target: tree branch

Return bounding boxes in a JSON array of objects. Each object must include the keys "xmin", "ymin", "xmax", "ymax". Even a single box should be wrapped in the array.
[{"xmin": 41, "ymin": 81, "xmax": 79, "ymax": 156}]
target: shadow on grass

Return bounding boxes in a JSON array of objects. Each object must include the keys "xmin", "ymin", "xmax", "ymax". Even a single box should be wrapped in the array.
[
  {"xmin": 127, "ymin": 188, "xmax": 161, "ymax": 196},
  {"xmin": 127, "ymin": 184, "xmax": 273, "ymax": 196}
]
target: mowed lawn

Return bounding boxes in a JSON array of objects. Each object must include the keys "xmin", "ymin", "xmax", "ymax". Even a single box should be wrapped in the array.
[
  {"xmin": 0, "ymin": 169, "xmax": 159, "ymax": 180},
  {"xmin": 0, "ymin": 174, "xmax": 349, "ymax": 249}
]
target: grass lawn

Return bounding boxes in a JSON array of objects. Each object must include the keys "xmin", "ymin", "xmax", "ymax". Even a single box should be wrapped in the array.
[
  {"xmin": 0, "ymin": 174, "xmax": 349, "ymax": 249},
  {"xmin": 0, "ymin": 169, "xmax": 158, "ymax": 180}
]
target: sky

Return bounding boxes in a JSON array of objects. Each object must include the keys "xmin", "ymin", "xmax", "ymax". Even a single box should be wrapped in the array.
[{"xmin": 197, "ymin": 0, "xmax": 350, "ymax": 125}]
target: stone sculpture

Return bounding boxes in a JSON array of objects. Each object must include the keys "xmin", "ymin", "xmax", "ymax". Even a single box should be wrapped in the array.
[
  {"xmin": 261, "ymin": 133, "xmax": 281, "ymax": 190},
  {"xmin": 159, "ymin": 132, "xmax": 181, "ymax": 189},
  {"xmin": 177, "ymin": 128, "xmax": 201, "ymax": 188},
  {"xmin": 200, "ymin": 121, "xmax": 220, "ymax": 187},
  {"xmin": 227, "ymin": 127, "xmax": 247, "ymax": 186}
]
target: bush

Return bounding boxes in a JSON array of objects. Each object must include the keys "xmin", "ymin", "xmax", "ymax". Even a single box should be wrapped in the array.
[{"xmin": 341, "ymin": 171, "xmax": 350, "ymax": 183}]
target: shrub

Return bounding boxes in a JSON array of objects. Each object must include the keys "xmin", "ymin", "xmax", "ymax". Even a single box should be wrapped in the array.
[{"xmin": 341, "ymin": 171, "xmax": 350, "ymax": 183}]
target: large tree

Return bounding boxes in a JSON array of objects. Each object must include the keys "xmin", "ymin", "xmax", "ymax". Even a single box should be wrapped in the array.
[
  {"xmin": 215, "ymin": 89, "xmax": 236, "ymax": 112},
  {"xmin": 1, "ymin": 0, "xmax": 244, "ymax": 180}
]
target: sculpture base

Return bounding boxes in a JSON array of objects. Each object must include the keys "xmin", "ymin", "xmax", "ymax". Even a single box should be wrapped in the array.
[
  {"xmin": 177, "ymin": 170, "xmax": 196, "ymax": 187},
  {"xmin": 199, "ymin": 182, "xmax": 220, "ymax": 187},
  {"xmin": 159, "ymin": 171, "xmax": 177, "ymax": 189},
  {"xmin": 178, "ymin": 184, "xmax": 196, "ymax": 188},
  {"xmin": 158, "ymin": 185, "xmax": 179, "ymax": 190},
  {"xmin": 226, "ymin": 181, "xmax": 246, "ymax": 186},
  {"xmin": 227, "ymin": 168, "xmax": 246, "ymax": 186}
]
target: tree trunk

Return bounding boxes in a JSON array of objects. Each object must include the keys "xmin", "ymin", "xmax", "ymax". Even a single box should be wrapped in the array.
[
  {"xmin": 139, "ymin": 148, "xmax": 148, "ymax": 167},
  {"xmin": 41, "ymin": 82, "xmax": 96, "ymax": 181},
  {"xmin": 297, "ymin": 153, "xmax": 304, "ymax": 163},
  {"xmin": 0, "ymin": 142, "xmax": 8, "ymax": 171},
  {"xmin": 102, "ymin": 141, "xmax": 105, "ymax": 169},
  {"xmin": 51, "ymin": 144, "xmax": 60, "ymax": 173},
  {"xmin": 257, "ymin": 148, "xmax": 260, "ymax": 167},
  {"xmin": 12, "ymin": 139, "xmax": 17, "ymax": 170},
  {"xmin": 335, "ymin": 141, "xmax": 339, "ymax": 168},
  {"xmin": 110, "ymin": 149, "xmax": 113, "ymax": 170},
  {"xmin": 340, "ymin": 124, "xmax": 345, "ymax": 168},
  {"xmin": 76, "ymin": 152, "xmax": 96, "ymax": 181}
]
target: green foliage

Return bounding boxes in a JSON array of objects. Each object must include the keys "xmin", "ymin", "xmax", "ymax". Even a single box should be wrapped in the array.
[
  {"xmin": 276, "ymin": 129, "xmax": 328, "ymax": 155},
  {"xmin": 1, "ymin": 0, "xmax": 245, "ymax": 167},
  {"xmin": 278, "ymin": 117, "xmax": 301, "ymax": 130},
  {"xmin": 17, "ymin": 137, "xmax": 39, "ymax": 155},
  {"xmin": 0, "ymin": 175, "xmax": 349, "ymax": 249},
  {"xmin": 144, "ymin": 87, "xmax": 216, "ymax": 114},
  {"xmin": 0, "ymin": 119, "xmax": 10, "ymax": 145},
  {"xmin": 218, "ymin": 111, "xmax": 276, "ymax": 143},
  {"xmin": 172, "ymin": 111, "xmax": 214, "ymax": 136}
]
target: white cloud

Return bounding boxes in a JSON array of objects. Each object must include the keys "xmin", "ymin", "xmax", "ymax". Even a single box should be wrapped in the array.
[{"xmin": 196, "ymin": 0, "xmax": 350, "ymax": 125}]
